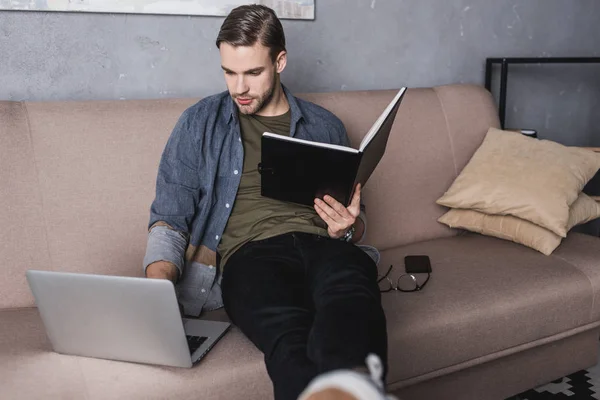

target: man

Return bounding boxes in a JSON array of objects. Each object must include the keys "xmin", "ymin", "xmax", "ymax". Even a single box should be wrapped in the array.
[{"xmin": 143, "ymin": 5, "xmax": 390, "ymax": 400}]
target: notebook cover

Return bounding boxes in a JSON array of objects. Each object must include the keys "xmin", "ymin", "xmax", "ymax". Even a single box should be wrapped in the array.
[{"xmin": 260, "ymin": 136, "xmax": 361, "ymax": 207}]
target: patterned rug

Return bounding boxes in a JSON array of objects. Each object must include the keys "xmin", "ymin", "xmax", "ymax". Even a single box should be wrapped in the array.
[{"xmin": 507, "ymin": 360, "xmax": 600, "ymax": 399}]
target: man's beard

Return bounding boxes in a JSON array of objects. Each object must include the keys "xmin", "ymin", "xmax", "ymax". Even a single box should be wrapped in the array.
[{"xmin": 234, "ymin": 74, "xmax": 277, "ymax": 115}]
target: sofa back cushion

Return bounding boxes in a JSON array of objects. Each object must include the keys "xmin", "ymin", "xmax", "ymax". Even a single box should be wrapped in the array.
[
  {"xmin": 1, "ymin": 85, "xmax": 500, "ymax": 308},
  {"xmin": 300, "ymin": 84, "xmax": 500, "ymax": 250},
  {"xmin": 22, "ymin": 99, "xmax": 195, "ymax": 291},
  {"xmin": 0, "ymin": 102, "xmax": 51, "ymax": 308}
]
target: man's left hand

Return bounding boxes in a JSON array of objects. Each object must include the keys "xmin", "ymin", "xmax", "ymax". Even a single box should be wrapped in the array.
[{"xmin": 314, "ymin": 184, "xmax": 361, "ymax": 240}]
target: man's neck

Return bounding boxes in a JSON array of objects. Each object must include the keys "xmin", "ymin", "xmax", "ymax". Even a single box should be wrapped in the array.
[{"xmin": 255, "ymin": 84, "xmax": 290, "ymax": 117}]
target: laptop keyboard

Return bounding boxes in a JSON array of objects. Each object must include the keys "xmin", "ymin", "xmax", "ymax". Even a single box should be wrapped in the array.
[{"xmin": 186, "ymin": 335, "xmax": 208, "ymax": 354}]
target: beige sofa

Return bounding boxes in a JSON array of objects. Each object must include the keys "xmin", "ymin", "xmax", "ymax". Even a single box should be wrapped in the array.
[{"xmin": 2, "ymin": 84, "xmax": 600, "ymax": 400}]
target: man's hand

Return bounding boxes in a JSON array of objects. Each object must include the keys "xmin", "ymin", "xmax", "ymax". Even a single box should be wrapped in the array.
[
  {"xmin": 314, "ymin": 183, "xmax": 363, "ymax": 240},
  {"xmin": 145, "ymin": 261, "xmax": 179, "ymax": 283}
]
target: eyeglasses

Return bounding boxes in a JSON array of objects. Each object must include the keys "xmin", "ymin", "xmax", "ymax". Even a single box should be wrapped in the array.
[{"xmin": 377, "ymin": 264, "xmax": 431, "ymax": 293}]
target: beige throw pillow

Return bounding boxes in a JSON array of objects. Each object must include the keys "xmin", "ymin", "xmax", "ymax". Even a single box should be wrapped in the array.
[
  {"xmin": 438, "ymin": 194, "xmax": 600, "ymax": 255},
  {"xmin": 436, "ymin": 128, "xmax": 600, "ymax": 237}
]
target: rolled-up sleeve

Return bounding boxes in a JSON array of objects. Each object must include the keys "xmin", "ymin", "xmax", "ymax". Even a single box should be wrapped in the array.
[{"xmin": 143, "ymin": 225, "xmax": 188, "ymax": 277}]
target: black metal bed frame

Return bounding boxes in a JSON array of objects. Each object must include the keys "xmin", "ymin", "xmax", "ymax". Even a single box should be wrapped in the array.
[{"xmin": 484, "ymin": 57, "xmax": 600, "ymax": 129}]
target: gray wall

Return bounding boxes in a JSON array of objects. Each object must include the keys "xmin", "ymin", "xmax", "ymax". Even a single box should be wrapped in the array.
[{"xmin": 1, "ymin": 0, "xmax": 599, "ymax": 145}]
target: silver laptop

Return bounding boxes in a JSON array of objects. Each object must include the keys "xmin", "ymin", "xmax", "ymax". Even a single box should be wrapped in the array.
[{"xmin": 26, "ymin": 270, "xmax": 230, "ymax": 368}]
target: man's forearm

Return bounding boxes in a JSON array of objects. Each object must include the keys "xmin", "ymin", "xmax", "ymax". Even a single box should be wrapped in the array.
[
  {"xmin": 143, "ymin": 225, "xmax": 188, "ymax": 283},
  {"xmin": 146, "ymin": 260, "xmax": 179, "ymax": 283}
]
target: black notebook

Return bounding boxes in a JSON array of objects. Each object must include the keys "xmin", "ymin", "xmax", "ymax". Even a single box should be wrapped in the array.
[{"xmin": 259, "ymin": 87, "xmax": 407, "ymax": 207}]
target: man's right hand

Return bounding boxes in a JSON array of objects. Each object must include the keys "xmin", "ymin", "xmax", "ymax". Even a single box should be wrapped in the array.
[{"xmin": 145, "ymin": 261, "xmax": 179, "ymax": 283}]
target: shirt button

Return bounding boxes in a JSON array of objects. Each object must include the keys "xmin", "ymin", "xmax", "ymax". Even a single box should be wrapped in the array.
[
  {"xmin": 238, "ymin": 137, "xmax": 242, "ymax": 142},
  {"xmin": 225, "ymin": 203, "xmax": 230, "ymax": 208},
  {"xmin": 208, "ymin": 265, "xmax": 214, "ymax": 269},
  {"xmin": 201, "ymin": 289, "xmax": 206, "ymax": 293},
  {"xmin": 215, "ymin": 235, "xmax": 219, "ymax": 240},
  {"xmin": 234, "ymin": 170, "xmax": 239, "ymax": 175}
]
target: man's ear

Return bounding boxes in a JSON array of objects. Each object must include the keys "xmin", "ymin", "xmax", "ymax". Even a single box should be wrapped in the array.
[{"xmin": 275, "ymin": 51, "xmax": 287, "ymax": 74}]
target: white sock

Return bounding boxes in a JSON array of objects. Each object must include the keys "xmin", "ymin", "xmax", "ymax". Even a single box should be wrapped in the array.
[{"xmin": 297, "ymin": 354, "xmax": 397, "ymax": 400}]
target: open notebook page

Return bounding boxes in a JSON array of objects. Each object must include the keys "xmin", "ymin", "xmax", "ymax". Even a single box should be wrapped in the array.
[
  {"xmin": 358, "ymin": 87, "xmax": 406, "ymax": 152},
  {"xmin": 262, "ymin": 133, "xmax": 360, "ymax": 154}
]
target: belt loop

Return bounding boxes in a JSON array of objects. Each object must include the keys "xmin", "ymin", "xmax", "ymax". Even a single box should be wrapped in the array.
[{"xmin": 292, "ymin": 232, "xmax": 302, "ymax": 247}]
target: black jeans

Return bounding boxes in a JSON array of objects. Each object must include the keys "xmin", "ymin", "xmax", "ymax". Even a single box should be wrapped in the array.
[{"xmin": 221, "ymin": 232, "xmax": 388, "ymax": 400}]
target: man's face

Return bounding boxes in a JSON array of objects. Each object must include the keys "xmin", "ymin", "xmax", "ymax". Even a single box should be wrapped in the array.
[{"xmin": 220, "ymin": 42, "xmax": 286, "ymax": 115}]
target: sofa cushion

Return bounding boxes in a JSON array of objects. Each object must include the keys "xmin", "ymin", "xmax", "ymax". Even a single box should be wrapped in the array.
[
  {"xmin": 0, "ymin": 308, "xmax": 89, "ymax": 399},
  {"xmin": 9, "ymin": 85, "xmax": 501, "ymax": 287},
  {"xmin": 438, "ymin": 193, "xmax": 600, "ymax": 255},
  {"xmin": 552, "ymin": 233, "xmax": 600, "ymax": 321},
  {"xmin": 0, "ymin": 308, "xmax": 271, "ymax": 400},
  {"xmin": 0, "ymin": 102, "xmax": 50, "ymax": 309},
  {"xmin": 378, "ymin": 232, "xmax": 600, "ymax": 386},
  {"xmin": 24, "ymin": 99, "xmax": 196, "ymax": 279},
  {"xmin": 3, "ymin": 233, "xmax": 600, "ymax": 399},
  {"xmin": 437, "ymin": 128, "xmax": 600, "ymax": 237}
]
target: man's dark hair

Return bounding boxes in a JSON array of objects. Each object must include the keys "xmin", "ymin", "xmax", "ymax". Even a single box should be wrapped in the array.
[{"xmin": 216, "ymin": 4, "xmax": 286, "ymax": 62}]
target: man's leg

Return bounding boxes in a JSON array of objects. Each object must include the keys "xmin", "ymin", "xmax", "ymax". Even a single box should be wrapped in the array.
[
  {"xmin": 301, "ymin": 234, "xmax": 388, "ymax": 377},
  {"xmin": 221, "ymin": 233, "xmax": 318, "ymax": 400}
]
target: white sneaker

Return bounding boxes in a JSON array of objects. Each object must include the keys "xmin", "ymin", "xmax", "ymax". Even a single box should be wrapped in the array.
[{"xmin": 297, "ymin": 354, "xmax": 397, "ymax": 400}]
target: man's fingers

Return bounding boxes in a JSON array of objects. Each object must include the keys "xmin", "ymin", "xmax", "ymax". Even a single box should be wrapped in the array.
[
  {"xmin": 322, "ymin": 195, "xmax": 352, "ymax": 219},
  {"xmin": 314, "ymin": 203, "xmax": 338, "ymax": 229},
  {"xmin": 314, "ymin": 190, "xmax": 361, "ymax": 238},
  {"xmin": 349, "ymin": 184, "xmax": 361, "ymax": 214},
  {"xmin": 315, "ymin": 199, "xmax": 345, "ymax": 224}
]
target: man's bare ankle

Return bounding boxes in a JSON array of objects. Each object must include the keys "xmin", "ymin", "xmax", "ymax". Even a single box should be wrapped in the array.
[{"xmin": 305, "ymin": 388, "xmax": 358, "ymax": 400}]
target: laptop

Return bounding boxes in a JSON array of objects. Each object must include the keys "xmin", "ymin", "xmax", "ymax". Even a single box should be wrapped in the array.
[{"xmin": 26, "ymin": 270, "xmax": 230, "ymax": 368}]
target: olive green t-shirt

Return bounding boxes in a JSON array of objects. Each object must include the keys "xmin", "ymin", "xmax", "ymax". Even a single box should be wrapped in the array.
[{"xmin": 217, "ymin": 109, "xmax": 328, "ymax": 268}]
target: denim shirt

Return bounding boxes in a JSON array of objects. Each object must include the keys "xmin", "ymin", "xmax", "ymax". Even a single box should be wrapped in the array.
[{"xmin": 143, "ymin": 85, "xmax": 366, "ymax": 316}]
